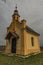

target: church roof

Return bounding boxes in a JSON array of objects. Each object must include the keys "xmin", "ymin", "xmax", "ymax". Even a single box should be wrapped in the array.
[{"xmin": 25, "ymin": 26, "xmax": 40, "ymax": 36}]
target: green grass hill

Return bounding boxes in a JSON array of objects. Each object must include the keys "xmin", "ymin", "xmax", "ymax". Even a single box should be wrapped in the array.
[{"xmin": 0, "ymin": 52, "xmax": 43, "ymax": 65}]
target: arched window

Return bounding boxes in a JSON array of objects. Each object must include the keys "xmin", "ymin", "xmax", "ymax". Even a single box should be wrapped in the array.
[{"xmin": 31, "ymin": 37, "xmax": 34, "ymax": 46}]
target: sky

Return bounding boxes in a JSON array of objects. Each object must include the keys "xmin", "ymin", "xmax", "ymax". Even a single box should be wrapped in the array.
[{"xmin": 0, "ymin": 0, "xmax": 43, "ymax": 46}]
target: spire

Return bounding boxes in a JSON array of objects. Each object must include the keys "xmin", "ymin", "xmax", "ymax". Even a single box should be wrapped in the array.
[
  {"xmin": 12, "ymin": 5, "xmax": 20, "ymax": 17},
  {"xmin": 15, "ymin": 4, "xmax": 17, "ymax": 10}
]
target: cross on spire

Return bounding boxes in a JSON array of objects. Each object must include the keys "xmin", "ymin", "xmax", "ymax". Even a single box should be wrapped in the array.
[{"xmin": 15, "ymin": 4, "xmax": 17, "ymax": 10}]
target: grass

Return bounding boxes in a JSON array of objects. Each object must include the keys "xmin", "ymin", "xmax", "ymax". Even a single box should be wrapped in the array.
[{"xmin": 0, "ymin": 52, "xmax": 43, "ymax": 65}]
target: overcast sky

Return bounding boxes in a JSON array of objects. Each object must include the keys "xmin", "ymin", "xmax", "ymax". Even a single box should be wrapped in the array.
[{"xmin": 0, "ymin": 0, "xmax": 43, "ymax": 46}]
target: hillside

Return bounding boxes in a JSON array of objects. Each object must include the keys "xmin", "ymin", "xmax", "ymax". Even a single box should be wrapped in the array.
[{"xmin": 0, "ymin": 52, "xmax": 43, "ymax": 65}]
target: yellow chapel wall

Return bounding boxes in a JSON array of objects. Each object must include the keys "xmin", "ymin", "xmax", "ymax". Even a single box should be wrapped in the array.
[
  {"xmin": 14, "ymin": 21, "xmax": 22, "ymax": 55},
  {"xmin": 5, "ymin": 20, "xmax": 22, "ymax": 54},
  {"xmin": 23, "ymin": 30, "xmax": 40, "ymax": 55},
  {"xmin": 5, "ymin": 21, "xmax": 17, "ymax": 53}
]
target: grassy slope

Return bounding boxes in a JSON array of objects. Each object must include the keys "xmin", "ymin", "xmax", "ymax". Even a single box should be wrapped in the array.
[{"xmin": 0, "ymin": 52, "xmax": 43, "ymax": 65}]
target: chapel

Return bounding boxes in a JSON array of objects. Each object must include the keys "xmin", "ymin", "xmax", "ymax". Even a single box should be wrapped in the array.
[{"xmin": 5, "ymin": 5, "xmax": 40, "ymax": 55}]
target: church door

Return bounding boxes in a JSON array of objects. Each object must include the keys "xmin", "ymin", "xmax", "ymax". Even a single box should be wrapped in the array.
[{"xmin": 11, "ymin": 38, "xmax": 16, "ymax": 53}]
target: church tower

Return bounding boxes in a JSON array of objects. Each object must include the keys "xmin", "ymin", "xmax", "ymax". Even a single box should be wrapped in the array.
[
  {"xmin": 12, "ymin": 5, "xmax": 20, "ymax": 21},
  {"xmin": 5, "ymin": 5, "xmax": 22, "ymax": 54}
]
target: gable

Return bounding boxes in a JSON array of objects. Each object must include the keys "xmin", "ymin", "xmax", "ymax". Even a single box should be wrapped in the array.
[{"xmin": 5, "ymin": 32, "xmax": 19, "ymax": 40}]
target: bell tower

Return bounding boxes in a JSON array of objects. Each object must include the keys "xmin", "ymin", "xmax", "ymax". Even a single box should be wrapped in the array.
[{"xmin": 12, "ymin": 5, "xmax": 20, "ymax": 21}]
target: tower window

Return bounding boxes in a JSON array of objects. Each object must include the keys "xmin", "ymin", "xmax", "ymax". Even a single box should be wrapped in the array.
[
  {"xmin": 31, "ymin": 37, "xmax": 34, "ymax": 46},
  {"xmin": 17, "ymin": 17, "xmax": 18, "ymax": 20}
]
